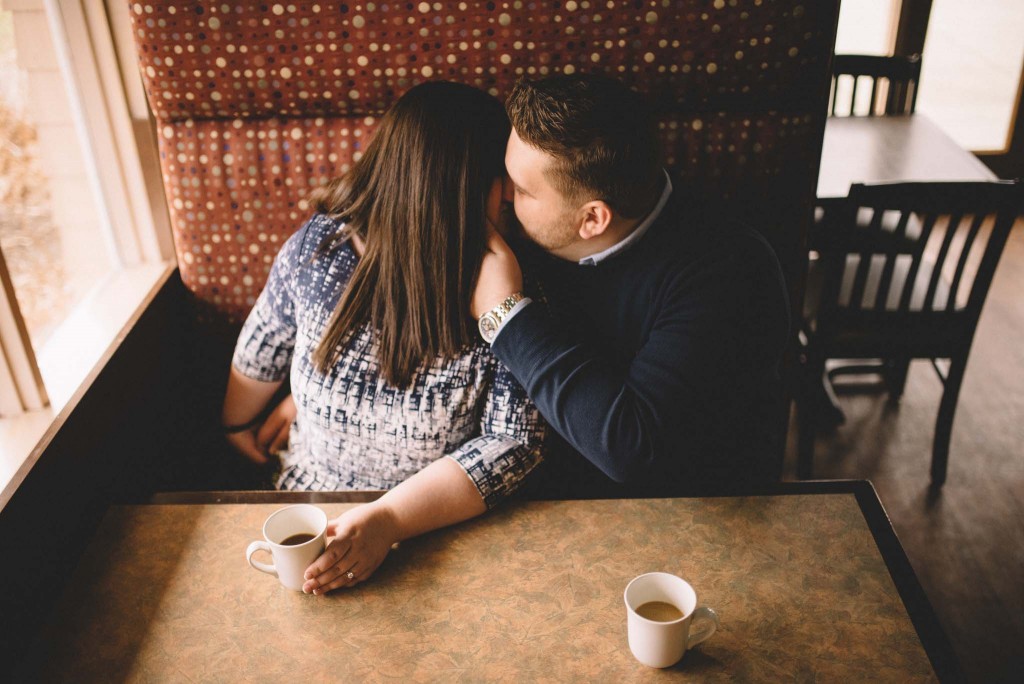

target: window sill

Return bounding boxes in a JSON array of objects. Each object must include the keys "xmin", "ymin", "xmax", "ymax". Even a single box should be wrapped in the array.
[{"xmin": 0, "ymin": 261, "xmax": 175, "ymax": 509}]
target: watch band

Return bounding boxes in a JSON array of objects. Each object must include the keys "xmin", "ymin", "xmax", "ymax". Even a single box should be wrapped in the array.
[
  {"xmin": 478, "ymin": 292, "xmax": 525, "ymax": 343},
  {"xmin": 492, "ymin": 293, "xmax": 524, "ymax": 320}
]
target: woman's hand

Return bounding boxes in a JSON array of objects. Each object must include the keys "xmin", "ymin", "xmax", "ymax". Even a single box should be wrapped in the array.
[
  {"xmin": 302, "ymin": 503, "xmax": 400, "ymax": 595},
  {"xmin": 302, "ymin": 457, "xmax": 487, "ymax": 595},
  {"xmin": 225, "ymin": 428, "xmax": 268, "ymax": 465},
  {"xmin": 222, "ymin": 367, "xmax": 285, "ymax": 465},
  {"xmin": 472, "ymin": 227, "xmax": 523, "ymax": 320},
  {"xmin": 224, "ymin": 394, "xmax": 295, "ymax": 465},
  {"xmin": 472, "ymin": 176, "xmax": 523, "ymax": 319},
  {"xmin": 256, "ymin": 394, "xmax": 295, "ymax": 456}
]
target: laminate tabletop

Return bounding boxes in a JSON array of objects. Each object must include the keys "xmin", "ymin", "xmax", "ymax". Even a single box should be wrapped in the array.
[
  {"xmin": 818, "ymin": 115, "xmax": 996, "ymax": 200},
  {"xmin": 26, "ymin": 483, "xmax": 954, "ymax": 682}
]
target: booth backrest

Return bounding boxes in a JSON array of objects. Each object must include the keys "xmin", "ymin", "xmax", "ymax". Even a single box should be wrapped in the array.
[{"xmin": 130, "ymin": 0, "xmax": 839, "ymax": 321}]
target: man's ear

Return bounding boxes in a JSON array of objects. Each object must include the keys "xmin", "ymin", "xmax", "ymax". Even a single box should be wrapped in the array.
[{"xmin": 578, "ymin": 200, "xmax": 614, "ymax": 240}]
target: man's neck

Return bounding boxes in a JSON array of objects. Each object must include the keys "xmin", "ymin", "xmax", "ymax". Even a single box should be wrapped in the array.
[
  {"xmin": 550, "ymin": 214, "xmax": 647, "ymax": 262},
  {"xmin": 550, "ymin": 174, "xmax": 669, "ymax": 263}
]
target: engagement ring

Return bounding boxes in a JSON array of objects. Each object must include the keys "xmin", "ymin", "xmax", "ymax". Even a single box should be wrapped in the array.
[{"xmin": 346, "ymin": 571, "xmax": 355, "ymax": 580}]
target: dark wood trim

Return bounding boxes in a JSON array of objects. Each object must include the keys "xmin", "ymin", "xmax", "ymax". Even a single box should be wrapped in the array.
[
  {"xmin": 147, "ymin": 480, "xmax": 865, "ymax": 504},
  {"xmin": 893, "ymin": 0, "xmax": 933, "ymax": 58},
  {"xmin": 774, "ymin": 0, "xmax": 843, "ymax": 480},
  {"xmin": 149, "ymin": 490, "xmax": 384, "ymax": 504},
  {"xmin": 892, "ymin": 0, "xmax": 1024, "ymax": 176},
  {"xmin": 0, "ymin": 267, "xmax": 188, "ymax": 670},
  {"xmin": 0, "ymin": 265, "xmax": 177, "ymax": 510},
  {"xmin": 854, "ymin": 482, "xmax": 965, "ymax": 683},
  {"xmin": 977, "ymin": 58, "xmax": 1024, "ymax": 178}
]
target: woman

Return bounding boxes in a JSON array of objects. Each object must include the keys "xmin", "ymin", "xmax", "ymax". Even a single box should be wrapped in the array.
[{"xmin": 222, "ymin": 82, "xmax": 543, "ymax": 596}]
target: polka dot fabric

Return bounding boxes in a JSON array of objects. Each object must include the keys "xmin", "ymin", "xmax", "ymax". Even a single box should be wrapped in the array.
[
  {"xmin": 159, "ymin": 116, "xmax": 375, "ymax": 311},
  {"xmin": 130, "ymin": 1, "xmax": 838, "ymax": 319}
]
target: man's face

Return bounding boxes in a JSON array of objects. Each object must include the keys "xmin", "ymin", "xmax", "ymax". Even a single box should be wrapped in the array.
[{"xmin": 504, "ymin": 128, "xmax": 582, "ymax": 254}]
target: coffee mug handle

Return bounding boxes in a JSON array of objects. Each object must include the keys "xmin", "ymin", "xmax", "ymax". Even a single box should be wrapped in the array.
[
  {"xmin": 687, "ymin": 606, "xmax": 719, "ymax": 649},
  {"xmin": 246, "ymin": 541, "xmax": 277, "ymax": 577}
]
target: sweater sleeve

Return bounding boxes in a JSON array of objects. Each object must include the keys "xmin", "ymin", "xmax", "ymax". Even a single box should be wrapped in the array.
[
  {"xmin": 490, "ymin": 244, "xmax": 789, "ymax": 484},
  {"xmin": 445, "ymin": 356, "xmax": 547, "ymax": 509}
]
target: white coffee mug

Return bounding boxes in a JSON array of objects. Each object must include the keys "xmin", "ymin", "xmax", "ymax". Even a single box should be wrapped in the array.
[
  {"xmin": 624, "ymin": 572, "xmax": 719, "ymax": 668},
  {"xmin": 246, "ymin": 504, "xmax": 328, "ymax": 591}
]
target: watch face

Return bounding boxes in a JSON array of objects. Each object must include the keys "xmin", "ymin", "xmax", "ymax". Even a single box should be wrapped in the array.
[{"xmin": 479, "ymin": 313, "xmax": 500, "ymax": 342}]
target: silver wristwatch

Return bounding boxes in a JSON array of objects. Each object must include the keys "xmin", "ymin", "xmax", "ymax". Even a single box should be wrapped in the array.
[{"xmin": 478, "ymin": 292, "xmax": 525, "ymax": 343}]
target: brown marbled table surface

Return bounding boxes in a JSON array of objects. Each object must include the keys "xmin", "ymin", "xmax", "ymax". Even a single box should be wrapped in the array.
[{"xmin": 33, "ymin": 493, "xmax": 937, "ymax": 682}]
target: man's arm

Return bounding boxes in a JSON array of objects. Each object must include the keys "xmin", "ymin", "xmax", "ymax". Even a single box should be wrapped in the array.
[
  {"xmin": 480, "ymin": 234, "xmax": 789, "ymax": 485},
  {"xmin": 491, "ymin": 293, "xmax": 692, "ymax": 483}
]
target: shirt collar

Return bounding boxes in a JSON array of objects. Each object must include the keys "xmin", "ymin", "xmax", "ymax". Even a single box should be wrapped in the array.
[{"xmin": 578, "ymin": 170, "xmax": 673, "ymax": 266}]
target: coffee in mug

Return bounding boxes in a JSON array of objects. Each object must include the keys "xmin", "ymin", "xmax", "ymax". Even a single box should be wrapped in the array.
[
  {"xmin": 281, "ymin": 533, "xmax": 316, "ymax": 546},
  {"xmin": 635, "ymin": 600, "xmax": 685, "ymax": 622},
  {"xmin": 246, "ymin": 504, "xmax": 328, "ymax": 591},
  {"xmin": 624, "ymin": 572, "xmax": 719, "ymax": 668}
]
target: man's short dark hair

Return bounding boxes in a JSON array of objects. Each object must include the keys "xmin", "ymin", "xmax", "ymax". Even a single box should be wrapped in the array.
[{"xmin": 506, "ymin": 73, "xmax": 662, "ymax": 218}]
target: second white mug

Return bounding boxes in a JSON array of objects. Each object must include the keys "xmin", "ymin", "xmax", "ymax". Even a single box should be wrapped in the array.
[{"xmin": 624, "ymin": 572, "xmax": 719, "ymax": 668}]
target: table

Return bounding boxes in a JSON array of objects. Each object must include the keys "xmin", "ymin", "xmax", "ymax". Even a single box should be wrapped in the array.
[
  {"xmin": 818, "ymin": 115, "xmax": 996, "ymax": 201},
  {"xmin": 23, "ymin": 482, "xmax": 957, "ymax": 682}
]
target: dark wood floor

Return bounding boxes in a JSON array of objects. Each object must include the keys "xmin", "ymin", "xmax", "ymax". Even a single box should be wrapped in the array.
[{"xmin": 782, "ymin": 219, "xmax": 1024, "ymax": 683}]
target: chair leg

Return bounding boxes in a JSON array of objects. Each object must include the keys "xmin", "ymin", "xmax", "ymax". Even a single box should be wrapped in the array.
[
  {"xmin": 797, "ymin": 353, "xmax": 827, "ymax": 480},
  {"xmin": 885, "ymin": 356, "xmax": 911, "ymax": 400},
  {"xmin": 797, "ymin": 403, "xmax": 816, "ymax": 480},
  {"xmin": 819, "ymin": 368, "xmax": 846, "ymax": 426},
  {"xmin": 931, "ymin": 356, "xmax": 968, "ymax": 488}
]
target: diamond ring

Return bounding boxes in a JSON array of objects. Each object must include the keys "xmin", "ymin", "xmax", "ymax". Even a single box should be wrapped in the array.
[{"xmin": 346, "ymin": 571, "xmax": 355, "ymax": 580}]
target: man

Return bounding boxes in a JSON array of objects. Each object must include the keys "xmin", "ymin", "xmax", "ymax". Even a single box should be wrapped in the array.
[{"xmin": 472, "ymin": 74, "xmax": 790, "ymax": 497}]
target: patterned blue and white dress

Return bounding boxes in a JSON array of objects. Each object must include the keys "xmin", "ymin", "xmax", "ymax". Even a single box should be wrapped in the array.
[{"xmin": 232, "ymin": 213, "xmax": 546, "ymax": 508}]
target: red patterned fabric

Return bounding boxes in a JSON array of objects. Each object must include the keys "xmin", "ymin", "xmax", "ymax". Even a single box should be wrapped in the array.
[{"xmin": 129, "ymin": 1, "xmax": 838, "ymax": 319}]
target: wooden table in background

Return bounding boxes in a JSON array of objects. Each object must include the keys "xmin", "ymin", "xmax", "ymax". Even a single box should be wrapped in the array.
[
  {"xmin": 818, "ymin": 115, "xmax": 996, "ymax": 201},
  {"xmin": 23, "ymin": 482, "xmax": 957, "ymax": 681}
]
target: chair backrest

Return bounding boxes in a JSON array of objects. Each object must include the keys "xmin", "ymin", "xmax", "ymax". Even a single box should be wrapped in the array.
[
  {"xmin": 829, "ymin": 54, "xmax": 922, "ymax": 117},
  {"xmin": 129, "ymin": 1, "xmax": 840, "ymax": 323},
  {"xmin": 816, "ymin": 181, "xmax": 1022, "ymax": 348}
]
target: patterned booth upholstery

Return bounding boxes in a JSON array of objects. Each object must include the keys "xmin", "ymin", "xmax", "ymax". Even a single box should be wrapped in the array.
[{"xmin": 129, "ymin": 0, "xmax": 840, "ymax": 323}]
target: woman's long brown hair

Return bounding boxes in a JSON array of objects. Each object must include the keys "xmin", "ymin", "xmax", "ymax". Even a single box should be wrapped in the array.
[{"xmin": 309, "ymin": 81, "xmax": 510, "ymax": 388}]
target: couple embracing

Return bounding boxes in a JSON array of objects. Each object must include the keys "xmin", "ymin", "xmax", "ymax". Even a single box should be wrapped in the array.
[{"xmin": 222, "ymin": 74, "xmax": 790, "ymax": 595}]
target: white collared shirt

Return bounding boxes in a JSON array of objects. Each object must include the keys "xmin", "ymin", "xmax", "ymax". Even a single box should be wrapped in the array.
[
  {"xmin": 577, "ymin": 170, "xmax": 673, "ymax": 266},
  {"xmin": 491, "ymin": 170, "xmax": 673, "ymax": 343}
]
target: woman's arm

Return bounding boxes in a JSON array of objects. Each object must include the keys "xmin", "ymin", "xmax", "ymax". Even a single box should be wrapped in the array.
[
  {"xmin": 222, "ymin": 367, "xmax": 285, "ymax": 464},
  {"xmin": 301, "ymin": 457, "xmax": 485, "ymax": 594},
  {"xmin": 224, "ymin": 223, "xmax": 308, "ymax": 464},
  {"xmin": 303, "ymin": 355, "xmax": 547, "ymax": 595}
]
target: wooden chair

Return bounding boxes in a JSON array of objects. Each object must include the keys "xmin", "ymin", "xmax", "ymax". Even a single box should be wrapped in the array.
[
  {"xmin": 809, "ymin": 53, "xmax": 926, "ymax": 400},
  {"xmin": 829, "ymin": 54, "xmax": 922, "ymax": 117},
  {"xmin": 814, "ymin": 54, "xmax": 924, "ymax": 239},
  {"xmin": 798, "ymin": 180, "xmax": 1023, "ymax": 486}
]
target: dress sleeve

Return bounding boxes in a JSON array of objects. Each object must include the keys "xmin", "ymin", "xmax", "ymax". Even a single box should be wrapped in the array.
[
  {"xmin": 446, "ymin": 356, "xmax": 547, "ymax": 510},
  {"xmin": 231, "ymin": 224, "xmax": 309, "ymax": 382}
]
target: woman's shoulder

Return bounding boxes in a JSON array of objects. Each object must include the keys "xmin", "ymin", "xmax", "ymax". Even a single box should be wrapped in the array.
[
  {"xmin": 275, "ymin": 212, "xmax": 358, "ymax": 274},
  {"xmin": 291, "ymin": 212, "xmax": 346, "ymax": 261}
]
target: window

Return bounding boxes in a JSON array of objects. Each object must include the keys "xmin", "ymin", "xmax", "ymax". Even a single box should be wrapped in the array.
[
  {"xmin": 1, "ymin": 0, "xmax": 173, "ymax": 488},
  {"xmin": 1, "ymin": 0, "xmax": 117, "ymax": 370},
  {"xmin": 918, "ymin": 0, "xmax": 1024, "ymax": 152},
  {"xmin": 832, "ymin": 0, "xmax": 902, "ymax": 116},
  {"xmin": 834, "ymin": 0, "xmax": 901, "ymax": 57}
]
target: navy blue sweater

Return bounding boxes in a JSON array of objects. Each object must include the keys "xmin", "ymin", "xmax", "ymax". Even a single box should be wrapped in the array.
[{"xmin": 492, "ymin": 195, "xmax": 790, "ymax": 496}]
